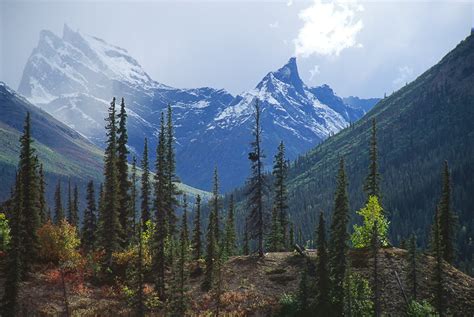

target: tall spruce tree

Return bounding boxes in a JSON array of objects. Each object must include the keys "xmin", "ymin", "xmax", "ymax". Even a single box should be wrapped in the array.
[
  {"xmin": 100, "ymin": 97, "xmax": 122, "ymax": 270},
  {"xmin": 130, "ymin": 156, "xmax": 138, "ymax": 241},
  {"xmin": 38, "ymin": 164, "xmax": 48, "ymax": 224},
  {"xmin": 165, "ymin": 105, "xmax": 179, "ymax": 238},
  {"xmin": 69, "ymin": 184, "xmax": 79, "ymax": 227},
  {"xmin": 272, "ymin": 141, "xmax": 288, "ymax": 248},
  {"xmin": 135, "ymin": 219, "xmax": 145, "ymax": 317},
  {"xmin": 18, "ymin": 113, "xmax": 41, "ymax": 268},
  {"xmin": 203, "ymin": 190, "xmax": 217, "ymax": 291},
  {"xmin": 2, "ymin": 176, "xmax": 23, "ymax": 315},
  {"xmin": 211, "ymin": 168, "xmax": 220, "ymax": 245},
  {"xmin": 82, "ymin": 180, "xmax": 97, "ymax": 253},
  {"xmin": 192, "ymin": 194, "xmax": 202, "ymax": 260},
  {"xmin": 153, "ymin": 112, "xmax": 167, "ymax": 299},
  {"xmin": 438, "ymin": 161, "xmax": 456, "ymax": 264},
  {"xmin": 364, "ymin": 118, "xmax": 381, "ymax": 200},
  {"xmin": 247, "ymin": 100, "xmax": 265, "ymax": 257},
  {"xmin": 140, "ymin": 138, "xmax": 151, "ymax": 230},
  {"xmin": 289, "ymin": 223, "xmax": 295, "ymax": 249},
  {"xmin": 54, "ymin": 180, "xmax": 64, "ymax": 224},
  {"xmin": 371, "ymin": 221, "xmax": 381, "ymax": 317},
  {"xmin": 243, "ymin": 220, "xmax": 249, "ymax": 256},
  {"xmin": 268, "ymin": 206, "xmax": 283, "ymax": 252},
  {"xmin": 67, "ymin": 178, "xmax": 72, "ymax": 224},
  {"xmin": 329, "ymin": 158, "xmax": 350, "ymax": 315},
  {"xmin": 224, "ymin": 194, "xmax": 237, "ymax": 257},
  {"xmin": 117, "ymin": 98, "xmax": 132, "ymax": 247},
  {"xmin": 315, "ymin": 212, "xmax": 330, "ymax": 314},
  {"xmin": 432, "ymin": 207, "xmax": 445, "ymax": 315},
  {"xmin": 176, "ymin": 195, "xmax": 189, "ymax": 314},
  {"xmin": 407, "ymin": 234, "xmax": 418, "ymax": 301}
]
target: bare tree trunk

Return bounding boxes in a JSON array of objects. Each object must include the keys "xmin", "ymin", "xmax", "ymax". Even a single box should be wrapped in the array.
[{"xmin": 60, "ymin": 268, "xmax": 70, "ymax": 317}]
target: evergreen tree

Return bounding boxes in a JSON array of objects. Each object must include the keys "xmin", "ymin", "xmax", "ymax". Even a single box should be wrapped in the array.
[
  {"xmin": 298, "ymin": 268, "xmax": 310, "ymax": 316},
  {"xmin": 67, "ymin": 178, "xmax": 72, "ymax": 223},
  {"xmin": 364, "ymin": 118, "xmax": 381, "ymax": 200},
  {"xmin": 54, "ymin": 180, "xmax": 64, "ymax": 224},
  {"xmin": 371, "ymin": 221, "xmax": 381, "ymax": 317},
  {"xmin": 268, "ymin": 206, "xmax": 283, "ymax": 252},
  {"xmin": 140, "ymin": 138, "xmax": 151, "ymax": 230},
  {"xmin": 192, "ymin": 194, "xmax": 202, "ymax": 260},
  {"xmin": 211, "ymin": 167, "xmax": 220, "ymax": 245},
  {"xmin": 130, "ymin": 156, "xmax": 138, "ymax": 241},
  {"xmin": 117, "ymin": 97, "xmax": 131, "ymax": 247},
  {"xmin": 203, "ymin": 192, "xmax": 216, "ymax": 291},
  {"xmin": 18, "ymin": 113, "xmax": 41, "ymax": 269},
  {"xmin": 246, "ymin": 100, "xmax": 265, "ymax": 257},
  {"xmin": 407, "ymin": 234, "xmax": 418, "ymax": 301},
  {"xmin": 272, "ymin": 141, "xmax": 288, "ymax": 248},
  {"xmin": 438, "ymin": 161, "xmax": 456, "ymax": 264},
  {"xmin": 432, "ymin": 207, "xmax": 445, "ymax": 315},
  {"xmin": 68, "ymin": 184, "xmax": 79, "ymax": 227},
  {"xmin": 153, "ymin": 112, "xmax": 167, "ymax": 299},
  {"xmin": 329, "ymin": 158, "xmax": 350, "ymax": 315},
  {"xmin": 289, "ymin": 223, "xmax": 295, "ymax": 249},
  {"xmin": 243, "ymin": 221, "xmax": 249, "ymax": 256},
  {"xmin": 2, "ymin": 177, "xmax": 23, "ymax": 315},
  {"xmin": 175, "ymin": 195, "xmax": 189, "ymax": 314},
  {"xmin": 165, "ymin": 105, "xmax": 179, "ymax": 238},
  {"xmin": 38, "ymin": 164, "xmax": 48, "ymax": 224},
  {"xmin": 315, "ymin": 212, "xmax": 330, "ymax": 314},
  {"xmin": 100, "ymin": 97, "xmax": 122, "ymax": 270},
  {"xmin": 224, "ymin": 194, "xmax": 237, "ymax": 257},
  {"xmin": 135, "ymin": 219, "xmax": 145, "ymax": 317},
  {"xmin": 82, "ymin": 180, "xmax": 97, "ymax": 253}
]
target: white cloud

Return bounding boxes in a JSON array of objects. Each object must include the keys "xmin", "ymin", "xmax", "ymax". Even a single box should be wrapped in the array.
[
  {"xmin": 269, "ymin": 21, "xmax": 279, "ymax": 28},
  {"xmin": 294, "ymin": 0, "xmax": 364, "ymax": 57},
  {"xmin": 309, "ymin": 65, "xmax": 320, "ymax": 81},
  {"xmin": 393, "ymin": 66, "xmax": 414, "ymax": 87},
  {"xmin": 287, "ymin": 0, "xmax": 293, "ymax": 7}
]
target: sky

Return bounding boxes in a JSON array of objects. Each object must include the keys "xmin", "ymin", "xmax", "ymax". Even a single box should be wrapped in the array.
[{"xmin": 0, "ymin": 0, "xmax": 472, "ymax": 98}]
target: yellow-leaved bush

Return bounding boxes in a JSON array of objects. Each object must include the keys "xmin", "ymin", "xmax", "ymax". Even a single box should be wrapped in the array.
[
  {"xmin": 113, "ymin": 220, "xmax": 154, "ymax": 268},
  {"xmin": 37, "ymin": 220, "xmax": 81, "ymax": 266},
  {"xmin": 351, "ymin": 196, "xmax": 389, "ymax": 248}
]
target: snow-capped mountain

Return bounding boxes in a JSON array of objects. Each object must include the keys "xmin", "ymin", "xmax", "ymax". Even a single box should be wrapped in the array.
[{"xmin": 18, "ymin": 25, "xmax": 378, "ymax": 191}]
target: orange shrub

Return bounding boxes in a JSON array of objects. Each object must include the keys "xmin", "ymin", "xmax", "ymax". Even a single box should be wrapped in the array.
[{"xmin": 37, "ymin": 220, "xmax": 81, "ymax": 267}]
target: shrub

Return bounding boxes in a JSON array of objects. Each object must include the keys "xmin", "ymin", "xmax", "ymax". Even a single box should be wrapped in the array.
[
  {"xmin": 351, "ymin": 196, "xmax": 389, "ymax": 248},
  {"xmin": 344, "ymin": 272, "xmax": 374, "ymax": 316},
  {"xmin": 0, "ymin": 213, "xmax": 10, "ymax": 252},
  {"xmin": 407, "ymin": 300, "xmax": 439, "ymax": 317},
  {"xmin": 37, "ymin": 220, "xmax": 81, "ymax": 267},
  {"xmin": 277, "ymin": 293, "xmax": 299, "ymax": 316}
]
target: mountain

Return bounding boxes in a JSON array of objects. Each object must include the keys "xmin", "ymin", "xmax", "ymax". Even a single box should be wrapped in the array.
[
  {"xmin": 18, "ymin": 25, "xmax": 377, "ymax": 191},
  {"xmin": 0, "ymin": 82, "xmax": 210, "ymax": 207},
  {"xmin": 262, "ymin": 35, "xmax": 474, "ymax": 274}
]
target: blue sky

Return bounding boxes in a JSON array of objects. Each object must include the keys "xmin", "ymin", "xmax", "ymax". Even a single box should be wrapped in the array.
[{"xmin": 1, "ymin": 0, "xmax": 472, "ymax": 98}]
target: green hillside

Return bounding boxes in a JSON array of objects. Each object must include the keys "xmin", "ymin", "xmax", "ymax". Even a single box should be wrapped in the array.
[
  {"xmin": 281, "ymin": 34, "xmax": 474, "ymax": 273},
  {"xmin": 0, "ymin": 83, "xmax": 210, "ymax": 207}
]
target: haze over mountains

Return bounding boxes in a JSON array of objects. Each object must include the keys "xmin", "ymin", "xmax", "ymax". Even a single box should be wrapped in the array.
[{"xmin": 17, "ymin": 24, "xmax": 378, "ymax": 191}]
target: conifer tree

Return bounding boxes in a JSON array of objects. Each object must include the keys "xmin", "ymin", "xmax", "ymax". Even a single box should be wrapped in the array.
[
  {"xmin": 165, "ymin": 105, "xmax": 179, "ymax": 238},
  {"xmin": 54, "ymin": 180, "xmax": 64, "ymax": 224},
  {"xmin": 18, "ymin": 113, "xmax": 41, "ymax": 268},
  {"xmin": 224, "ymin": 194, "xmax": 237, "ymax": 257},
  {"xmin": 82, "ymin": 180, "xmax": 97, "ymax": 253},
  {"xmin": 117, "ymin": 97, "xmax": 131, "ymax": 247},
  {"xmin": 329, "ymin": 158, "xmax": 350, "ymax": 315},
  {"xmin": 130, "ymin": 156, "xmax": 138, "ymax": 241},
  {"xmin": 371, "ymin": 221, "xmax": 381, "ymax": 317},
  {"xmin": 272, "ymin": 141, "xmax": 288, "ymax": 248},
  {"xmin": 192, "ymin": 194, "xmax": 202, "ymax": 260},
  {"xmin": 364, "ymin": 118, "xmax": 380, "ymax": 200},
  {"xmin": 68, "ymin": 184, "xmax": 79, "ymax": 227},
  {"xmin": 203, "ymin": 196, "xmax": 216, "ymax": 291},
  {"xmin": 438, "ymin": 161, "xmax": 456, "ymax": 264},
  {"xmin": 268, "ymin": 206, "xmax": 283, "ymax": 252},
  {"xmin": 100, "ymin": 97, "xmax": 122, "ymax": 269},
  {"xmin": 135, "ymin": 219, "xmax": 145, "ymax": 317},
  {"xmin": 315, "ymin": 212, "xmax": 330, "ymax": 314},
  {"xmin": 243, "ymin": 221, "xmax": 249, "ymax": 256},
  {"xmin": 211, "ymin": 168, "xmax": 220, "ymax": 245},
  {"xmin": 432, "ymin": 207, "xmax": 444, "ymax": 315},
  {"xmin": 289, "ymin": 223, "xmax": 295, "ymax": 249},
  {"xmin": 38, "ymin": 164, "xmax": 48, "ymax": 224},
  {"xmin": 176, "ymin": 195, "xmax": 189, "ymax": 314},
  {"xmin": 140, "ymin": 138, "xmax": 151, "ymax": 230},
  {"xmin": 67, "ymin": 178, "xmax": 72, "ymax": 224},
  {"xmin": 298, "ymin": 269, "xmax": 310, "ymax": 315},
  {"xmin": 246, "ymin": 100, "xmax": 265, "ymax": 257},
  {"xmin": 153, "ymin": 112, "xmax": 167, "ymax": 299},
  {"xmin": 407, "ymin": 234, "xmax": 418, "ymax": 301},
  {"xmin": 2, "ymin": 177, "xmax": 23, "ymax": 315}
]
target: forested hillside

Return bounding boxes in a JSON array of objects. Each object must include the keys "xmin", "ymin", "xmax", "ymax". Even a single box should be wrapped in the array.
[{"xmin": 280, "ymin": 34, "xmax": 474, "ymax": 273}]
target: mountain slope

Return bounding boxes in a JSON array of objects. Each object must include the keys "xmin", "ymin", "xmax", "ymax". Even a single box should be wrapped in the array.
[
  {"xmin": 280, "ymin": 35, "xmax": 474, "ymax": 273},
  {"xmin": 0, "ymin": 82, "xmax": 210, "ymax": 206},
  {"xmin": 18, "ymin": 25, "xmax": 377, "ymax": 191}
]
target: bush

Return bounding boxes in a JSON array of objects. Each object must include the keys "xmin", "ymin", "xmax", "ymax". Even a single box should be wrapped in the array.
[
  {"xmin": 37, "ymin": 220, "xmax": 81, "ymax": 267},
  {"xmin": 407, "ymin": 300, "xmax": 439, "ymax": 317},
  {"xmin": 344, "ymin": 272, "xmax": 374, "ymax": 316},
  {"xmin": 351, "ymin": 196, "xmax": 389, "ymax": 248},
  {"xmin": 277, "ymin": 293, "xmax": 299, "ymax": 317},
  {"xmin": 0, "ymin": 213, "xmax": 10, "ymax": 252}
]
